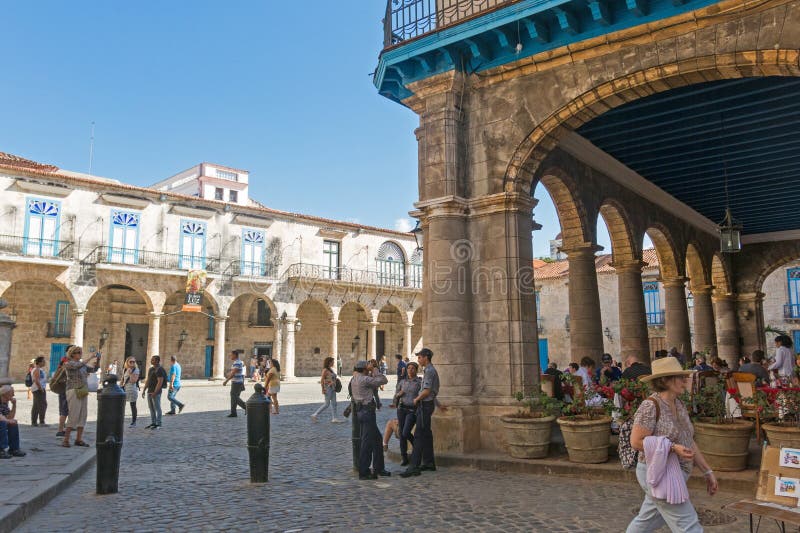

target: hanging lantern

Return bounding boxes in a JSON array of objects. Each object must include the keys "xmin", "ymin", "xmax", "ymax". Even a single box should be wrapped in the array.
[
  {"xmin": 410, "ymin": 220, "xmax": 423, "ymax": 251},
  {"xmin": 718, "ymin": 207, "xmax": 742, "ymax": 253}
]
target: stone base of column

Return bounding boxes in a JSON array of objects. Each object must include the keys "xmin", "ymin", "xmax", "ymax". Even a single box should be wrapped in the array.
[{"xmin": 433, "ymin": 402, "xmax": 481, "ymax": 454}]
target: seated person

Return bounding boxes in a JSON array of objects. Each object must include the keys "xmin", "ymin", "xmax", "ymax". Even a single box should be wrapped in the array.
[
  {"xmin": 692, "ymin": 353, "xmax": 713, "ymax": 371},
  {"xmin": 621, "ymin": 355, "xmax": 651, "ymax": 381},
  {"xmin": 543, "ymin": 362, "xmax": 564, "ymax": 400},
  {"xmin": 738, "ymin": 350, "xmax": 770, "ymax": 385},
  {"xmin": 0, "ymin": 385, "xmax": 26, "ymax": 459},
  {"xmin": 710, "ymin": 357, "xmax": 731, "ymax": 375},
  {"xmin": 382, "ymin": 418, "xmax": 414, "ymax": 452},
  {"xmin": 595, "ymin": 353, "xmax": 622, "ymax": 383}
]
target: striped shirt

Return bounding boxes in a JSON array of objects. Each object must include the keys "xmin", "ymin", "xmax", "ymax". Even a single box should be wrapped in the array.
[{"xmin": 230, "ymin": 359, "xmax": 245, "ymax": 384}]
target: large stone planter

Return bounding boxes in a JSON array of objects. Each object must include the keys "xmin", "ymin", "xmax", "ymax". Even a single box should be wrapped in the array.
[
  {"xmin": 694, "ymin": 419, "xmax": 754, "ymax": 472},
  {"xmin": 500, "ymin": 415, "xmax": 555, "ymax": 459},
  {"xmin": 557, "ymin": 416, "xmax": 612, "ymax": 464},
  {"xmin": 763, "ymin": 423, "xmax": 800, "ymax": 450}
]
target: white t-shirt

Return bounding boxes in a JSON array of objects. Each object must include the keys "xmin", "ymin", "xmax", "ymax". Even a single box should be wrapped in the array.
[{"xmin": 31, "ymin": 367, "xmax": 47, "ymax": 392}]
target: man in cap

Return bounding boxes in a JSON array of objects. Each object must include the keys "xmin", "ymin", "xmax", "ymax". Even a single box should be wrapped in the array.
[
  {"xmin": 351, "ymin": 359, "xmax": 390, "ymax": 480},
  {"xmin": 595, "ymin": 353, "xmax": 622, "ymax": 384},
  {"xmin": 400, "ymin": 348, "xmax": 440, "ymax": 478}
]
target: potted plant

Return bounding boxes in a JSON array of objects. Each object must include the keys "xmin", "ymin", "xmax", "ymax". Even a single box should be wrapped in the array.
[
  {"xmin": 556, "ymin": 375, "xmax": 614, "ymax": 463},
  {"xmin": 692, "ymin": 379, "xmax": 754, "ymax": 472},
  {"xmin": 500, "ymin": 388, "xmax": 562, "ymax": 459},
  {"xmin": 760, "ymin": 387, "xmax": 800, "ymax": 449}
]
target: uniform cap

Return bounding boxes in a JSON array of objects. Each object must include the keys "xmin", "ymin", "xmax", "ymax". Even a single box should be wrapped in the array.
[{"xmin": 355, "ymin": 360, "xmax": 368, "ymax": 370}]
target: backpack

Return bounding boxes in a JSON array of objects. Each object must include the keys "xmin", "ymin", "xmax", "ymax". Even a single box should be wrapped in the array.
[
  {"xmin": 334, "ymin": 377, "xmax": 342, "ymax": 393},
  {"xmin": 618, "ymin": 397, "xmax": 660, "ymax": 470},
  {"xmin": 50, "ymin": 366, "xmax": 67, "ymax": 395},
  {"xmin": 24, "ymin": 371, "xmax": 33, "ymax": 388}
]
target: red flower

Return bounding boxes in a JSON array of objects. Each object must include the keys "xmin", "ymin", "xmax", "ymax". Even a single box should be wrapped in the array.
[{"xmin": 620, "ymin": 388, "xmax": 635, "ymax": 402}]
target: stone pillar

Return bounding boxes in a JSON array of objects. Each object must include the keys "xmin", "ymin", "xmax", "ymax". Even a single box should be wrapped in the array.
[
  {"xmin": 737, "ymin": 292, "xmax": 765, "ymax": 359},
  {"xmin": 562, "ymin": 244, "xmax": 604, "ymax": 365},
  {"xmin": 273, "ymin": 320, "xmax": 283, "ymax": 366},
  {"xmin": 368, "ymin": 321, "xmax": 378, "ymax": 360},
  {"xmin": 663, "ymin": 277, "xmax": 692, "ymax": 356},
  {"xmin": 284, "ymin": 317, "xmax": 297, "ymax": 380},
  {"xmin": 613, "ymin": 260, "xmax": 650, "ymax": 362},
  {"xmin": 213, "ymin": 316, "xmax": 227, "ymax": 379},
  {"xmin": 72, "ymin": 309, "xmax": 86, "ymax": 347},
  {"xmin": 330, "ymin": 319, "xmax": 339, "ymax": 369},
  {"xmin": 148, "ymin": 313, "xmax": 162, "ymax": 357},
  {"xmin": 713, "ymin": 294, "xmax": 740, "ymax": 366},
  {"xmin": 404, "ymin": 322, "xmax": 413, "ymax": 360},
  {"xmin": 691, "ymin": 286, "xmax": 717, "ymax": 356},
  {"xmin": 0, "ymin": 299, "xmax": 15, "ymax": 382}
]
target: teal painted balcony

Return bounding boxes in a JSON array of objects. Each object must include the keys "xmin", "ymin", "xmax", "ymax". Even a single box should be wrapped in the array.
[{"xmin": 376, "ymin": 0, "xmax": 722, "ymax": 104}]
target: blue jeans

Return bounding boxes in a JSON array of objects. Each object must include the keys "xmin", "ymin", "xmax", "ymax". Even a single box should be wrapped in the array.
[
  {"xmin": 397, "ymin": 405, "xmax": 416, "ymax": 459},
  {"xmin": 167, "ymin": 386, "xmax": 184, "ymax": 412},
  {"xmin": 627, "ymin": 462, "xmax": 701, "ymax": 533},
  {"xmin": 148, "ymin": 392, "xmax": 162, "ymax": 426},
  {"xmin": 312, "ymin": 386, "xmax": 337, "ymax": 420},
  {"xmin": 0, "ymin": 421, "xmax": 20, "ymax": 451},
  {"xmin": 357, "ymin": 405, "xmax": 384, "ymax": 476}
]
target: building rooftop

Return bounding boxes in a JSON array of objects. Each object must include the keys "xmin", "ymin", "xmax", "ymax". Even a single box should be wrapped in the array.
[{"xmin": 534, "ymin": 249, "xmax": 660, "ymax": 279}]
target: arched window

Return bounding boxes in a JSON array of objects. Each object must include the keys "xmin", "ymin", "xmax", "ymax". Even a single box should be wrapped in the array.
[
  {"xmin": 376, "ymin": 241, "xmax": 405, "ymax": 286},
  {"xmin": 409, "ymin": 248, "xmax": 423, "ymax": 288}
]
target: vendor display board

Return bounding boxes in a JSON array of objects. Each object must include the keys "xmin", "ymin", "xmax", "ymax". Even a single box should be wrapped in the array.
[{"xmin": 756, "ymin": 446, "xmax": 800, "ymax": 507}]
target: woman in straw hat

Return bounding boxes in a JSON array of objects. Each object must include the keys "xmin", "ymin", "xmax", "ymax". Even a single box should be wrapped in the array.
[{"xmin": 627, "ymin": 357, "xmax": 718, "ymax": 533}]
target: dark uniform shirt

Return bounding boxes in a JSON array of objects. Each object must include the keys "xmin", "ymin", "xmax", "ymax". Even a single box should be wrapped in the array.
[
  {"xmin": 395, "ymin": 376, "xmax": 422, "ymax": 407},
  {"xmin": 620, "ymin": 362, "xmax": 652, "ymax": 381},
  {"xmin": 421, "ymin": 363, "xmax": 439, "ymax": 403}
]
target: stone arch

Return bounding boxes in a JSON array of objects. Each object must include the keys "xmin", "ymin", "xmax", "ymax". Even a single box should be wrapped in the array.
[
  {"xmin": 504, "ymin": 50, "xmax": 800, "ymax": 194},
  {"xmin": 745, "ymin": 241, "xmax": 800, "ymax": 295},
  {"xmin": 160, "ymin": 290, "xmax": 217, "ymax": 377},
  {"xmin": 644, "ymin": 226, "xmax": 681, "ymax": 280},
  {"xmin": 2, "ymin": 279, "xmax": 79, "ymax": 380},
  {"xmin": 377, "ymin": 302, "xmax": 405, "ymax": 362},
  {"xmin": 711, "ymin": 253, "xmax": 733, "ymax": 295},
  {"xmin": 685, "ymin": 242, "xmax": 711, "ymax": 291},
  {"xmin": 338, "ymin": 300, "xmax": 370, "ymax": 370},
  {"xmin": 225, "ymin": 293, "xmax": 278, "ymax": 369},
  {"xmin": 533, "ymin": 169, "xmax": 590, "ymax": 249},
  {"xmin": 598, "ymin": 200, "xmax": 637, "ymax": 264},
  {"xmin": 377, "ymin": 241, "xmax": 407, "ymax": 263},
  {"xmin": 295, "ymin": 298, "xmax": 333, "ymax": 377}
]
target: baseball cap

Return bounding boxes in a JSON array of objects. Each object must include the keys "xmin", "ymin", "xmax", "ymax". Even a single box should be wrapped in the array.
[
  {"xmin": 415, "ymin": 348, "xmax": 433, "ymax": 358},
  {"xmin": 355, "ymin": 360, "xmax": 368, "ymax": 370},
  {"xmin": 601, "ymin": 354, "xmax": 613, "ymax": 363}
]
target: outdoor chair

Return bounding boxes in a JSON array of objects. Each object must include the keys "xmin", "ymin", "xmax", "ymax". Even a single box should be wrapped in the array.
[
  {"xmin": 540, "ymin": 374, "xmax": 555, "ymax": 398},
  {"xmin": 732, "ymin": 371, "xmax": 769, "ymax": 443}
]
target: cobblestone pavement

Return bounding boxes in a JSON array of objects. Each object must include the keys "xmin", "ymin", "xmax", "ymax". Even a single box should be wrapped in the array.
[{"xmin": 15, "ymin": 380, "xmax": 751, "ymax": 533}]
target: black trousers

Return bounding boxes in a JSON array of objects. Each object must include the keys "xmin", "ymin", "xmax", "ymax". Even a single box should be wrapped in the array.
[
  {"xmin": 410, "ymin": 401, "xmax": 435, "ymax": 468},
  {"xmin": 397, "ymin": 405, "xmax": 416, "ymax": 458},
  {"xmin": 230, "ymin": 382, "xmax": 247, "ymax": 414},
  {"xmin": 31, "ymin": 390, "xmax": 47, "ymax": 425},
  {"xmin": 357, "ymin": 405, "xmax": 384, "ymax": 476}
]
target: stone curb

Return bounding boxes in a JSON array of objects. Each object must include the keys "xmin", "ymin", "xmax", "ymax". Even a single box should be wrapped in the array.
[
  {"xmin": 0, "ymin": 447, "xmax": 96, "ymax": 533},
  {"xmin": 387, "ymin": 450, "xmax": 757, "ymax": 494}
]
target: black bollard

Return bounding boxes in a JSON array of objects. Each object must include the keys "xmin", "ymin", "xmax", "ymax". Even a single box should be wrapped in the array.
[
  {"xmin": 96, "ymin": 375, "xmax": 125, "ymax": 494},
  {"xmin": 246, "ymin": 383, "xmax": 271, "ymax": 483}
]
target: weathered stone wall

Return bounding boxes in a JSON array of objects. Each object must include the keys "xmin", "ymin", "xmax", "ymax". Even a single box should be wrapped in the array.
[{"xmin": 295, "ymin": 299, "xmax": 331, "ymax": 377}]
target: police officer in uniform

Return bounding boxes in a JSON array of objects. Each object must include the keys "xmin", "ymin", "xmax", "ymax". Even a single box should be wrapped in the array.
[
  {"xmin": 400, "ymin": 348, "xmax": 440, "ymax": 478},
  {"xmin": 351, "ymin": 360, "xmax": 390, "ymax": 480},
  {"xmin": 391, "ymin": 361, "xmax": 421, "ymax": 466}
]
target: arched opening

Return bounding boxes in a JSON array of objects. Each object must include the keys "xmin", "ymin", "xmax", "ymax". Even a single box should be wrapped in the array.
[
  {"xmin": 295, "ymin": 298, "xmax": 332, "ymax": 377},
  {"xmin": 160, "ymin": 290, "xmax": 218, "ymax": 378},
  {"xmin": 86, "ymin": 284, "xmax": 153, "ymax": 378},
  {"xmin": 2, "ymin": 280, "xmax": 76, "ymax": 380},
  {"xmin": 595, "ymin": 210, "xmax": 617, "ymax": 358},
  {"xmin": 227, "ymin": 294, "xmax": 277, "ymax": 373},
  {"xmin": 338, "ymin": 301, "xmax": 370, "ymax": 372},
  {"xmin": 756, "ymin": 254, "xmax": 800, "ymax": 358},
  {"xmin": 377, "ymin": 303, "xmax": 404, "ymax": 365},
  {"xmin": 711, "ymin": 253, "xmax": 733, "ymax": 296}
]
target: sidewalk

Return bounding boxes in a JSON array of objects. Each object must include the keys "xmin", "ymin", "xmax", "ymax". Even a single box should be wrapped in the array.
[{"xmin": 0, "ymin": 423, "xmax": 95, "ymax": 533}]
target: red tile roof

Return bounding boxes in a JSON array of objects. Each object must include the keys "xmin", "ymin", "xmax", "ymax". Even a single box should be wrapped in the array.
[
  {"xmin": 0, "ymin": 151, "xmax": 58, "ymax": 173},
  {"xmin": 535, "ymin": 249, "xmax": 660, "ymax": 279}
]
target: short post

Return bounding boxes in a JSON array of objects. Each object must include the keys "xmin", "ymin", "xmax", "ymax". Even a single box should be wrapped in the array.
[
  {"xmin": 246, "ymin": 383, "xmax": 271, "ymax": 482},
  {"xmin": 350, "ymin": 399, "xmax": 360, "ymax": 470},
  {"xmin": 96, "ymin": 375, "xmax": 125, "ymax": 494}
]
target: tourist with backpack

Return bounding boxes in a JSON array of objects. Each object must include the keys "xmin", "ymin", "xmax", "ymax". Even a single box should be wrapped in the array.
[
  {"xmin": 62, "ymin": 346, "xmax": 99, "ymax": 448},
  {"xmin": 24, "ymin": 359, "xmax": 35, "ymax": 400},
  {"xmin": 50, "ymin": 354, "xmax": 69, "ymax": 438},
  {"xmin": 30, "ymin": 356, "xmax": 48, "ymax": 426},
  {"xmin": 310, "ymin": 357, "xmax": 342, "ymax": 423}
]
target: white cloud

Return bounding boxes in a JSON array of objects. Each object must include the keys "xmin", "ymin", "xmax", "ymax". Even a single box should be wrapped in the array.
[{"xmin": 394, "ymin": 218, "xmax": 413, "ymax": 233}]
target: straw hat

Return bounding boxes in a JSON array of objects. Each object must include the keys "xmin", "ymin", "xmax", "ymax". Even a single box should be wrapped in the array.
[{"xmin": 640, "ymin": 357, "xmax": 693, "ymax": 382}]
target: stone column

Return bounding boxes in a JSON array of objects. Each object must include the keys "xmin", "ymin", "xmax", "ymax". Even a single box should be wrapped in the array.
[
  {"xmin": 737, "ymin": 292, "xmax": 765, "ymax": 359},
  {"xmin": 368, "ymin": 321, "xmax": 378, "ymax": 360},
  {"xmin": 404, "ymin": 322, "xmax": 413, "ymax": 360},
  {"xmin": 148, "ymin": 313, "xmax": 162, "ymax": 357},
  {"xmin": 713, "ymin": 294, "xmax": 740, "ymax": 365},
  {"xmin": 330, "ymin": 319, "xmax": 340, "ymax": 369},
  {"xmin": 284, "ymin": 317, "xmax": 297, "ymax": 380},
  {"xmin": 663, "ymin": 277, "xmax": 692, "ymax": 355},
  {"xmin": 613, "ymin": 260, "xmax": 650, "ymax": 362},
  {"xmin": 213, "ymin": 316, "xmax": 227, "ymax": 379},
  {"xmin": 273, "ymin": 320, "xmax": 283, "ymax": 365},
  {"xmin": 0, "ymin": 299, "xmax": 15, "ymax": 381},
  {"xmin": 691, "ymin": 286, "xmax": 717, "ymax": 356},
  {"xmin": 72, "ymin": 309, "xmax": 86, "ymax": 347},
  {"xmin": 562, "ymin": 244, "xmax": 604, "ymax": 365}
]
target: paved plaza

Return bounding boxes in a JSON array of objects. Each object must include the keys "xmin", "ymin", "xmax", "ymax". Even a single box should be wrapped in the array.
[{"xmin": 5, "ymin": 379, "xmax": 751, "ymax": 532}]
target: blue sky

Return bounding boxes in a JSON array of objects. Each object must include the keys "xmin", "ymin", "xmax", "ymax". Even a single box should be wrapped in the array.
[{"xmin": 1, "ymin": 1, "xmax": 615, "ymax": 258}]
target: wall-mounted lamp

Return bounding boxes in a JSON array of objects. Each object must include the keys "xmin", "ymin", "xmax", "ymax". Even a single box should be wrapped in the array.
[
  {"xmin": 99, "ymin": 328, "xmax": 109, "ymax": 348},
  {"xmin": 295, "ymin": 320, "xmax": 302, "ymax": 333},
  {"xmin": 178, "ymin": 329, "xmax": 188, "ymax": 349},
  {"xmin": 604, "ymin": 327, "xmax": 613, "ymax": 341},
  {"xmin": 564, "ymin": 315, "xmax": 570, "ymax": 333},
  {"xmin": 411, "ymin": 220, "xmax": 423, "ymax": 251}
]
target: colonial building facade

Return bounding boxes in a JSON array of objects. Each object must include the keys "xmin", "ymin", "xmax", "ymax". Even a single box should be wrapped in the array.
[{"xmin": 0, "ymin": 153, "xmax": 422, "ymax": 381}]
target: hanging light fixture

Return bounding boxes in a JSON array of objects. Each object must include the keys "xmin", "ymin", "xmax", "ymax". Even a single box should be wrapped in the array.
[
  {"xmin": 717, "ymin": 114, "xmax": 742, "ymax": 253},
  {"xmin": 411, "ymin": 220, "xmax": 423, "ymax": 251}
]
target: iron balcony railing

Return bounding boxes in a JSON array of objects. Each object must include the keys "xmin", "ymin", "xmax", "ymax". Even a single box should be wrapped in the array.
[
  {"xmin": 785, "ymin": 304, "xmax": 800, "ymax": 319},
  {"xmin": 228, "ymin": 259, "xmax": 280, "ymax": 279},
  {"xmin": 646, "ymin": 311, "xmax": 666, "ymax": 326},
  {"xmin": 46, "ymin": 321, "xmax": 71, "ymax": 338},
  {"xmin": 85, "ymin": 246, "xmax": 223, "ymax": 273},
  {"xmin": 285, "ymin": 263, "xmax": 423, "ymax": 289},
  {"xmin": 384, "ymin": 0, "xmax": 516, "ymax": 48},
  {"xmin": 0, "ymin": 233, "xmax": 75, "ymax": 261}
]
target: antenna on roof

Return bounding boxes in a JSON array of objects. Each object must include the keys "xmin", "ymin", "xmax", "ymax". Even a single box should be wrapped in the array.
[{"xmin": 88, "ymin": 121, "xmax": 95, "ymax": 174}]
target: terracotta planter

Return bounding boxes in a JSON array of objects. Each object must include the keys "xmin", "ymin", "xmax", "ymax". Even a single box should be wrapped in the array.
[
  {"xmin": 763, "ymin": 423, "xmax": 800, "ymax": 450},
  {"xmin": 556, "ymin": 416, "xmax": 612, "ymax": 464},
  {"xmin": 500, "ymin": 415, "xmax": 555, "ymax": 459},
  {"xmin": 693, "ymin": 419, "xmax": 754, "ymax": 472}
]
